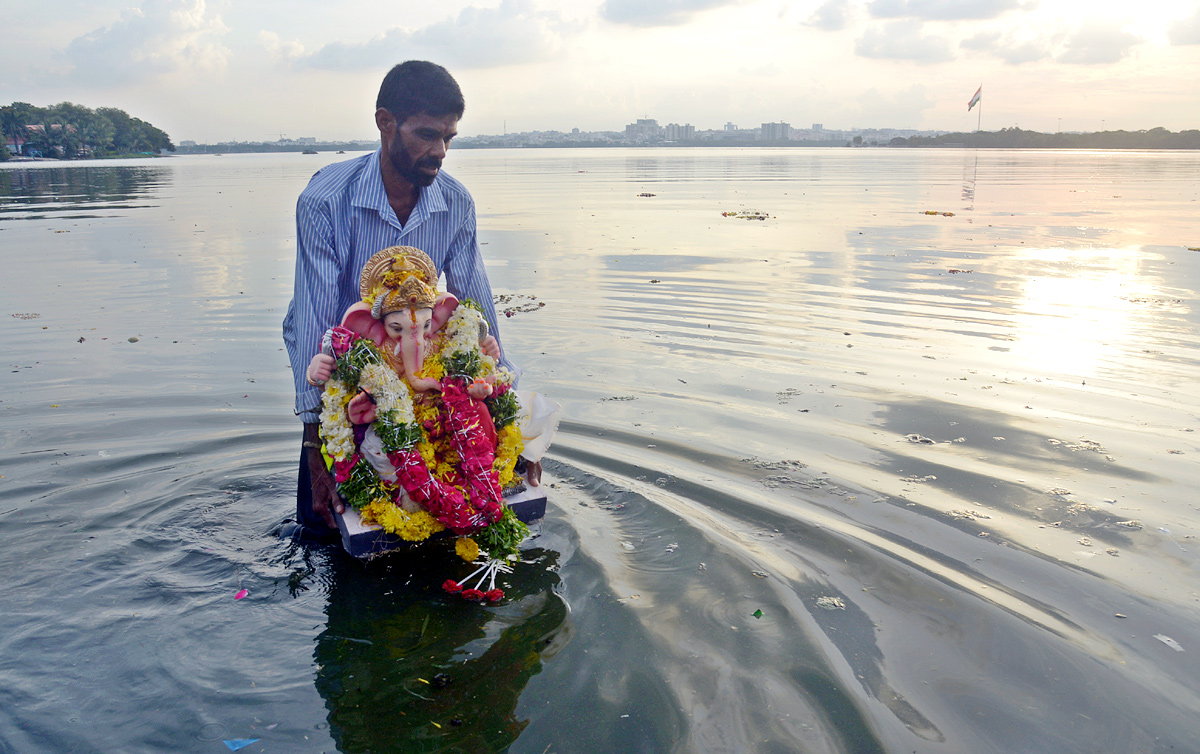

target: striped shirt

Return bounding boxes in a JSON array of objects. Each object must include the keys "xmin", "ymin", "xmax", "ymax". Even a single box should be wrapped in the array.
[{"xmin": 282, "ymin": 149, "xmax": 509, "ymax": 422}]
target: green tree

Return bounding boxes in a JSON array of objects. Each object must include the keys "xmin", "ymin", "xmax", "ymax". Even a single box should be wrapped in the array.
[{"xmin": 1, "ymin": 102, "xmax": 40, "ymax": 156}]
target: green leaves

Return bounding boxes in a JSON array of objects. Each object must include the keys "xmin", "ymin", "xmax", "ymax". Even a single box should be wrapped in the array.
[{"xmin": 476, "ymin": 507, "xmax": 530, "ymax": 557}]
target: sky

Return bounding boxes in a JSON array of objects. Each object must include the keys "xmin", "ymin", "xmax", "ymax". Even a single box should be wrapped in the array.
[{"xmin": 4, "ymin": 0, "xmax": 1200, "ymax": 143}]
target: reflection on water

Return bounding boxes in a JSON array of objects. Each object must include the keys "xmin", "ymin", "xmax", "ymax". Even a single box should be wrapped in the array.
[
  {"xmin": 315, "ymin": 546, "xmax": 568, "ymax": 753},
  {"xmin": 1, "ymin": 150, "xmax": 1199, "ymax": 753},
  {"xmin": 0, "ymin": 163, "xmax": 169, "ymax": 220}
]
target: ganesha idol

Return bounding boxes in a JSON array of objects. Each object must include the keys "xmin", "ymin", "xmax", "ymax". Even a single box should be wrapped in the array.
[{"xmin": 304, "ymin": 246, "xmax": 557, "ymax": 558}]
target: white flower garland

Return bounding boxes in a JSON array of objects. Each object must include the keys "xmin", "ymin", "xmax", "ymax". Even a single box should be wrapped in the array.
[{"xmin": 319, "ymin": 352, "xmax": 416, "ymax": 464}]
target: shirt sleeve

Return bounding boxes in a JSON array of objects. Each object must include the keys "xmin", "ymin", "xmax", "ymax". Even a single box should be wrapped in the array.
[
  {"xmin": 442, "ymin": 198, "xmax": 521, "ymax": 379},
  {"xmin": 283, "ymin": 194, "xmax": 345, "ymax": 422}
]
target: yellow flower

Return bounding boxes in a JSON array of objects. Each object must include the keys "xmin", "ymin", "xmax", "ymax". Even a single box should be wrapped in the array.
[
  {"xmin": 494, "ymin": 424, "xmax": 524, "ymax": 487},
  {"xmin": 455, "ymin": 537, "xmax": 479, "ymax": 562},
  {"xmin": 362, "ymin": 498, "xmax": 446, "ymax": 541}
]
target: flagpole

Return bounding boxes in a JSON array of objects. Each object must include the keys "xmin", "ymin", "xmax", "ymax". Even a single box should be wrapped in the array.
[{"xmin": 976, "ymin": 84, "xmax": 982, "ymax": 132}]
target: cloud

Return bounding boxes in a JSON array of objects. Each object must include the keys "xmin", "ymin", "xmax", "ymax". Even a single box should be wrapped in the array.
[
  {"xmin": 599, "ymin": 0, "xmax": 736, "ymax": 27},
  {"xmin": 804, "ymin": 0, "xmax": 853, "ymax": 31},
  {"xmin": 298, "ymin": 0, "xmax": 560, "ymax": 71},
  {"xmin": 258, "ymin": 31, "xmax": 304, "ymax": 62},
  {"xmin": 1168, "ymin": 8, "xmax": 1200, "ymax": 45},
  {"xmin": 854, "ymin": 83, "xmax": 935, "ymax": 127},
  {"xmin": 1058, "ymin": 22, "xmax": 1141, "ymax": 64},
  {"xmin": 61, "ymin": 0, "xmax": 229, "ymax": 85},
  {"xmin": 866, "ymin": 0, "xmax": 1025, "ymax": 21},
  {"xmin": 856, "ymin": 20, "xmax": 954, "ymax": 63},
  {"xmin": 960, "ymin": 31, "xmax": 1050, "ymax": 65}
]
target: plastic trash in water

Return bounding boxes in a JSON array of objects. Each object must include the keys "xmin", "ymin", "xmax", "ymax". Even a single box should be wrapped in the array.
[
  {"xmin": 1154, "ymin": 634, "xmax": 1184, "ymax": 652},
  {"xmin": 224, "ymin": 740, "xmax": 259, "ymax": 752}
]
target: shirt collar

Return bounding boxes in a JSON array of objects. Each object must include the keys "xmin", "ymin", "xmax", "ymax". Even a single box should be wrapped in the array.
[{"xmin": 351, "ymin": 149, "xmax": 449, "ymax": 231}]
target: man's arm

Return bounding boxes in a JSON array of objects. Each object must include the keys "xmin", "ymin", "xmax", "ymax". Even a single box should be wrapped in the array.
[
  {"xmin": 284, "ymin": 197, "xmax": 345, "ymax": 422},
  {"xmin": 305, "ymin": 422, "xmax": 343, "ymax": 529},
  {"xmin": 285, "ymin": 192, "xmax": 348, "ymax": 532}
]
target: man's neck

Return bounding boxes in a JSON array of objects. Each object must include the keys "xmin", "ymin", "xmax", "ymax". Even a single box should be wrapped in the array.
[{"xmin": 380, "ymin": 155, "xmax": 420, "ymax": 226}]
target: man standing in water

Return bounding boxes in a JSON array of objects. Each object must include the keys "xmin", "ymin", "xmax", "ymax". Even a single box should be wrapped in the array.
[{"xmin": 282, "ymin": 60, "xmax": 507, "ymax": 542}]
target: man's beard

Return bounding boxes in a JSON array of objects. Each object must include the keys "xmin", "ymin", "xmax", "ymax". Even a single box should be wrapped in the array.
[{"xmin": 389, "ymin": 142, "xmax": 440, "ymax": 187}]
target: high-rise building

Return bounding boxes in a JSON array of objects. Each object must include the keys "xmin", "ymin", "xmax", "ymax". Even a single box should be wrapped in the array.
[
  {"xmin": 625, "ymin": 119, "xmax": 662, "ymax": 142},
  {"xmin": 664, "ymin": 123, "xmax": 695, "ymax": 141},
  {"xmin": 761, "ymin": 122, "xmax": 792, "ymax": 141}
]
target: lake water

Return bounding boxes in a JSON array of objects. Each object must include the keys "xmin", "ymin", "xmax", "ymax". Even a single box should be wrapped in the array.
[{"xmin": 2, "ymin": 147, "xmax": 1199, "ymax": 753}]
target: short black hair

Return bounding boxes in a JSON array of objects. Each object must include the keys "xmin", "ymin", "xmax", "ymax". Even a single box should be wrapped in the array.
[{"xmin": 376, "ymin": 61, "xmax": 465, "ymax": 123}]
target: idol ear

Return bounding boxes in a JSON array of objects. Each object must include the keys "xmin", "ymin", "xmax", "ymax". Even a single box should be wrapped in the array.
[
  {"xmin": 341, "ymin": 302, "xmax": 388, "ymax": 346},
  {"xmin": 431, "ymin": 292, "xmax": 459, "ymax": 332}
]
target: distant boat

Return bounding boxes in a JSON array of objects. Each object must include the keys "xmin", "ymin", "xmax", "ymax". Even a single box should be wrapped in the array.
[{"xmin": 302, "ymin": 149, "xmax": 318, "ymax": 155}]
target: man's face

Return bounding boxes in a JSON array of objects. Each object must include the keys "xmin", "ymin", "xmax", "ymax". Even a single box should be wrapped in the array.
[{"xmin": 385, "ymin": 112, "xmax": 458, "ymax": 188}]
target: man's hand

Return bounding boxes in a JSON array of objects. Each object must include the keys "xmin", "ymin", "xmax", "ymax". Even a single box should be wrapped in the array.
[
  {"xmin": 305, "ymin": 424, "xmax": 342, "ymax": 530},
  {"xmin": 480, "ymin": 335, "xmax": 501, "ymax": 361},
  {"xmin": 307, "ymin": 354, "xmax": 335, "ymax": 386}
]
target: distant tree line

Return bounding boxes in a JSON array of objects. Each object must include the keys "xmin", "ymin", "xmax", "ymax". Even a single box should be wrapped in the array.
[
  {"xmin": 888, "ymin": 127, "xmax": 1200, "ymax": 149},
  {"xmin": 0, "ymin": 102, "xmax": 174, "ymax": 160}
]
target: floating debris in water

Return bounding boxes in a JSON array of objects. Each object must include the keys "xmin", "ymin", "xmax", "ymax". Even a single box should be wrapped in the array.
[
  {"xmin": 742, "ymin": 457, "xmax": 808, "ymax": 471},
  {"xmin": 649, "ymin": 278, "xmax": 661, "ymax": 283},
  {"xmin": 905, "ymin": 434, "xmax": 936, "ymax": 444},
  {"xmin": 128, "ymin": 336, "xmax": 139, "ymax": 343},
  {"xmin": 600, "ymin": 395, "xmax": 637, "ymax": 402},
  {"xmin": 1048, "ymin": 487, "xmax": 1073, "ymax": 496},
  {"xmin": 234, "ymin": 589, "xmax": 248, "ymax": 600},
  {"xmin": 751, "ymin": 570, "xmax": 769, "ymax": 578},
  {"xmin": 816, "ymin": 596, "xmax": 845, "ymax": 610},
  {"xmin": 664, "ymin": 542, "xmax": 678, "ymax": 553},
  {"xmin": 1078, "ymin": 537, "xmax": 1093, "ymax": 546},
  {"xmin": 1154, "ymin": 634, "xmax": 1185, "ymax": 652},
  {"xmin": 948, "ymin": 509, "xmax": 991, "ymax": 521},
  {"xmin": 1047, "ymin": 437, "xmax": 1108, "ymax": 453},
  {"xmin": 1106, "ymin": 548, "xmax": 1120, "ymax": 556},
  {"xmin": 722, "ymin": 210, "xmax": 769, "ymax": 221},
  {"xmin": 495, "ymin": 293, "xmax": 543, "ymax": 317},
  {"xmin": 753, "ymin": 609, "xmax": 764, "ymax": 619},
  {"xmin": 223, "ymin": 740, "xmax": 259, "ymax": 752},
  {"xmin": 1116, "ymin": 520, "xmax": 1143, "ymax": 529},
  {"xmin": 637, "ymin": 192, "xmax": 656, "ymax": 197},
  {"xmin": 923, "ymin": 210, "xmax": 955, "ymax": 216},
  {"xmin": 11, "ymin": 313, "xmax": 41, "ymax": 319},
  {"xmin": 776, "ymin": 387, "xmax": 804, "ymax": 404},
  {"xmin": 947, "ymin": 269, "xmax": 973, "ymax": 274},
  {"xmin": 900, "ymin": 474, "xmax": 937, "ymax": 483}
]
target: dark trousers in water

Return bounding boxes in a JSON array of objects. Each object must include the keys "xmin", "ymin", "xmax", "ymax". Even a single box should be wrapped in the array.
[{"xmin": 295, "ymin": 445, "xmax": 340, "ymax": 544}]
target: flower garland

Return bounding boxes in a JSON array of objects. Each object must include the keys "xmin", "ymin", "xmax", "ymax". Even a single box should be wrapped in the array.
[{"xmin": 317, "ymin": 302, "xmax": 529, "ymax": 570}]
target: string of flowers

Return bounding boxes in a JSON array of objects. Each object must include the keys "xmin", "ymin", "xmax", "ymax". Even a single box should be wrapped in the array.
[
  {"xmin": 442, "ymin": 550, "xmax": 516, "ymax": 603},
  {"xmin": 317, "ymin": 301, "xmax": 531, "ymax": 588}
]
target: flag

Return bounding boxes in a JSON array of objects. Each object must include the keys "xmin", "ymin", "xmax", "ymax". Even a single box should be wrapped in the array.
[{"xmin": 968, "ymin": 85, "xmax": 982, "ymax": 111}]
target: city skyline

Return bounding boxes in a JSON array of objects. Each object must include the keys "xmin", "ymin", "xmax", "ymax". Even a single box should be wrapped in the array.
[{"xmin": 4, "ymin": 1, "xmax": 1200, "ymax": 144}]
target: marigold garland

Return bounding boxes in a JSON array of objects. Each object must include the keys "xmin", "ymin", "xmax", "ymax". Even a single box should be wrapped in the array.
[{"xmin": 317, "ymin": 303, "xmax": 528, "ymax": 557}]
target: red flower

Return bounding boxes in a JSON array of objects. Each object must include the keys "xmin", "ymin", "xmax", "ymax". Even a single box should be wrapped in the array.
[
  {"xmin": 328, "ymin": 326, "xmax": 357, "ymax": 356},
  {"xmin": 333, "ymin": 455, "xmax": 359, "ymax": 483},
  {"xmin": 461, "ymin": 589, "xmax": 485, "ymax": 601},
  {"xmin": 485, "ymin": 589, "xmax": 504, "ymax": 603},
  {"xmin": 442, "ymin": 580, "xmax": 462, "ymax": 594}
]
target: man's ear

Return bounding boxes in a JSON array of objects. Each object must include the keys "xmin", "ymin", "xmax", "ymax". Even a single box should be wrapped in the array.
[{"xmin": 375, "ymin": 108, "xmax": 396, "ymax": 137}]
